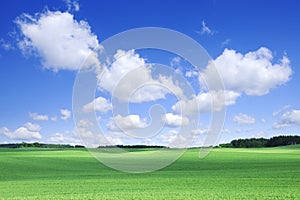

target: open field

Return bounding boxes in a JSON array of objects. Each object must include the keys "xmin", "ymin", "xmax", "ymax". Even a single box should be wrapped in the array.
[{"xmin": 0, "ymin": 146, "xmax": 299, "ymax": 199}]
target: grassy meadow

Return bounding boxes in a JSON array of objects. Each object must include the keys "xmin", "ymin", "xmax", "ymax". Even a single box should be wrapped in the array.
[{"xmin": 0, "ymin": 145, "xmax": 299, "ymax": 199}]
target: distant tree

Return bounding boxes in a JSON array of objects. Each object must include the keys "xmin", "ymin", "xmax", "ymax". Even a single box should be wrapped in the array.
[
  {"xmin": 266, "ymin": 135, "xmax": 300, "ymax": 147},
  {"xmin": 20, "ymin": 142, "xmax": 28, "ymax": 148},
  {"xmin": 75, "ymin": 145, "xmax": 85, "ymax": 148},
  {"xmin": 219, "ymin": 143, "xmax": 233, "ymax": 148},
  {"xmin": 32, "ymin": 142, "xmax": 40, "ymax": 148},
  {"xmin": 229, "ymin": 138, "xmax": 268, "ymax": 148},
  {"xmin": 223, "ymin": 136, "xmax": 300, "ymax": 148}
]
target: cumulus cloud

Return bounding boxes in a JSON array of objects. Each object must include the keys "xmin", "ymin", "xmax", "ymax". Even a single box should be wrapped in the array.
[
  {"xmin": 233, "ymin": 113, "xmax": 256, "ymax": 125},
  {"xmin": 107, "ymin": 114, "xmax": 147, "ymax": 131},
  {"xmin": 156, "ymin": 130, "xmax": 178, "ymax": 144},
  {"xmin": 47, "ymin": 132, "xmax": 81, "ymax": 144},
  {"xmin": 157, "ymin": 75, "xmax": 185, "ymax": 99},
  {"xmin": 98, "ymin": 49, "xmax": 151, "ymax": 94},
  {"xmin": 163, "ymin": 113, "xmax": 189, "ymax": 127},
  {"xmin": 105, "ymin": 135, "xmax": 124, "ymax": 146},
  {"xmin": 74, "ymin": 119, "xmax": 94, "ymax": 139},
  {"xmin": 172, "ymin": 90, "xmax": 240, "ymax": 115},
  {"xmin": 127, "ymin": 75, "xmax": 184, "ymax": 103},
  {"xmin": 273, "ymin": 109, "xmax": 300, "ymax": 129},
  {"xmin": 83, "ymin": 96, "xmax": 112, "ymax": 113},
  {"xmin": 0, "ymin": 122, "xmax": 42, "ymax": 140},
  {"xmin": 98, "ymin": 49, "xmax": 183, "ymax": 103},
  {"xmin": 29, "ymin": 112, "xmax": 49, "ymax": 121},
  {"xmin": 129, "ymin": 84, "xmax": 169, "ymax": 103},
  {"xmin": 24, "ymin": 122, "xmax": 41, "ymax": 132},
  {"xmin": 60, "ymin": 109, "xmax": 71, "ymax": 120},
  {"xmin": 156, "ymin": 130, "xmax": 191, "ymax": 148},
  {"xmin": 16, "ymin": 10, "xmax": 99, "ymax": 71},
  {"xmin": 201, "ymin": 47, "xmax": 292, "ymax": 96},
  {"xmin": 47, "ymin": 132, "xmax": 66, "ymax": 143},
  {"xmin": 171, "ymin": 47, "xmax": 291, "ymax": 115}
]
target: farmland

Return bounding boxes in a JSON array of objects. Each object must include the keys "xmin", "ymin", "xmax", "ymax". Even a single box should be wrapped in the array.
[{"xmin": 0, "ymin": 146, "xmax": 299, "ymax": 199}]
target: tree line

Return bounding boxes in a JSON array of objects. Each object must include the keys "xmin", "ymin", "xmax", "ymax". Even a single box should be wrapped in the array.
[
  {"xmin": 219, "ymin": 135, "xmax": 300, "ymax": 148},
  {"xmin": 0, "ymin": 142, "xmax": 85, "ymax": 148}
]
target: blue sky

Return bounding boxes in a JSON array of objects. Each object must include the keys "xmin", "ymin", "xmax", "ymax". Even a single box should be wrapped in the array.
[{"xmin": 0, "ymin": 0, "xmax": 299, "ymax": 147}]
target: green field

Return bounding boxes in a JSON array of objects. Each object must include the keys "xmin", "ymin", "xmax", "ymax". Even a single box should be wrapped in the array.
[{"xmin": 0, "ymin": 146, "xmax": 299, "ymax": 199}]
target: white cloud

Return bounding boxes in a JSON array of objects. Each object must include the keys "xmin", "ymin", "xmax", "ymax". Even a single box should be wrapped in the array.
[
  {"xmin": 172, "ymin": 95, "xmax": 198, "ymax": 115},
  {"xmin": 47, "ymin": 132, "xmax": 81, "ymax": 145},
  {"xmin": 170, "ymin": 57, "xmax": 184, "ymax": 75},
  {"xmin": 233, "ymin": 113, "xmax": 256, "ymax": 125},
  {"xmin": 29, "ymin": 112, "xmax": 49, "ymax": 121},
  {"xmin": 158, "ymin": 75, "xmax": 185, "ymax": 98},
  {"xmin": 74, "ymin": 119, "xmax": 94, "ymax": 139},
  {"xmin": 221, "ymin": 38, "xmax": 231, "ymax": 46},
  {"xmin": 272, "ymin": 105, "xmax": 291, "ymax": 117},
  {"xmin": 51, "ymin": 116, "xmax": 57, "ymax": 121},
  {"xmin": 185, "ymin": 71, "xmax": 198, "ymax": 77},
  {"xmin": 60, "ymin": 109, "xmax": 71, "ymax": 120},
  {"xmin": 129, "ymin": 84, "xmax": 168, "ymax": 103},
  {"xmin": 201, "ymin": 47, "xmax": 292, "ymax": 96},
  {"xmin": 191, "ymin": 128, "xmax": 208, "ymax": 135},
  {"xmin": 24, "ymin": 122, "xmax": 41, "ymax": 132},
  {"xmin": 172, "ymin": 90, "xmax": 240, "ymax": 115},
  {"xmin": 47, "ymin": 133, "xmax": 65, "ymax": 143},
  {"xmin": 98, "ymin": 49, "xmax": 183, "ymax": 103},
  {"xmin": 107, "ymin": 114, "xmax": 147, "ymax": 131},
  {"xmin": 79, "ymin": 119, "xmax": 93, "ymax": 127},
  {"xmin": 173, "ymin": 47, "xmax": 291, "ymax": 115},
  {"xmin": 199, "ymin": 20, "xmax": 215, "ymax": 35},
  {"xmin": 170, "ymin": 56, "xmax": 181, "ymax": 68},
  {"xmin": 105, "ymin": 135, "xmax": 124, "ymax": 146},
  {"xmin": 156, "ymin": 130, "xmax": 190, "ymax": 148},
  {"xmin": 64, "ymin": 0, "xmax": 80, "ymax": 12},
  {"xmin": 127, "ymin": 75, "xmax": 184, "ymax": 103},
  {"xmin": 16, "ymin": 10, "xmax": 99, "ymax": 71},
  {"xmin": 83, "ymin": 96, "xmax": 112, "ymax": 113},
  {"xmin": 156, "ymin": 130, "xmax": 178, "ymax": 144},
  {"xmin": 12, "ymin": 127, "xmax": 41, "ymax": 140},
  {"xmin": 0, "ymin": 38, "xmax": 13, "ymax": 51},
  {"xmin": 222, "ymin": 90, "xmax": 241, "ymax": 106},
  {"xmin": 163, "ymin": 113, "xmax": 189, "ymax": 127},
  {"xmin": 273, "ymin": 109, "xmax": 300, "ymax": 129},
  {"xmin": 98, "ymin": 49, "xmax": 151, "ymax": 94},
  {"xmin": 0, "ymin": 122, "xmax": 42, "ymax": 140}
]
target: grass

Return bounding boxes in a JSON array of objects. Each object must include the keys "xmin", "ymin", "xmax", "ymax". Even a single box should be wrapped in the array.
[{"xmin": 0, "ymin": 145, "xmax": 299, "ymax": 199}]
